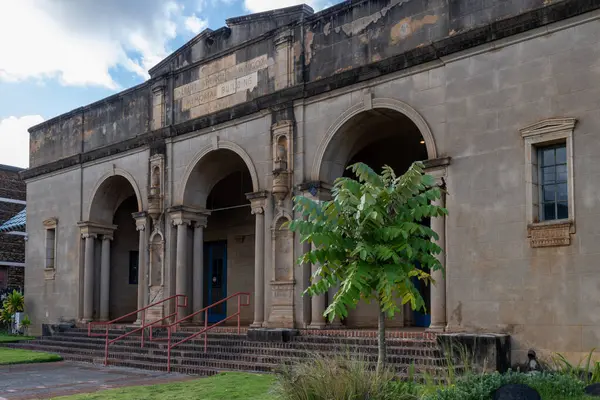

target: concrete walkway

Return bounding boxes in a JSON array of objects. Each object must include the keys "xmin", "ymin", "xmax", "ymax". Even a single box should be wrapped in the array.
[{"xmin": 0, "ymin": 361, "xmax": 192, "ymax": 399}]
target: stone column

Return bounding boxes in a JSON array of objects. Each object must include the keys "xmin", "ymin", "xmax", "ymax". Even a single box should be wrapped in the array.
[
  {"xmin": 328, "ymin": 285, "xmax": 343, "ymax": 328},
  {"xmin": 82, "ymin": 233, "xmax": 97, "ymax": 323},
  {"xmin": 301, "ymin": 231, "xmax": 312, "ymax": 328},
  {"xmin": 308, "ymin": 256, "xmax": 326, "ymax": 329},
  {"xmin": 173, "ymin": 217, "xmax": 190, "ymax": 321},
  {"xmin": 99, "ymin": 234, "xmax": 113, "ymax": 321},
  {"xmin": 428, "ymin": 175, "xmax": 447, "ymax": 332},
  {"xmin": 133, "ymin": 212, "xmax": 148, "ymax": 324},
  {"xmin": 192, "ymin": 215, "xmax": 208, "ymax": 323},
  {"xmin": 247, "ymin": 192, "xmax": 268, "ymax": 328},
  {"xmin": 298, "ymin": 183, "xmax": 331, "ymax": 330}
]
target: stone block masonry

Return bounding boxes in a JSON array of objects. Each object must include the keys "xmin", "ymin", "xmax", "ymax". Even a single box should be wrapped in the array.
[{"xmin": 20, "ymin": 0, "xmax": 600, "ymax": 369}]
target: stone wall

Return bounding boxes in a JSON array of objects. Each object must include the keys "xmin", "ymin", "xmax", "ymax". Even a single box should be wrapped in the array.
[
  {"xmin": 28, "ymin": 84, "xmax": 151, "ymax": 169},
  {"xmin": 21, "ymin": 0, "xmax": 600, "ymax": 362},
  {"xmin": 24, "ymin": 0, "xmax": 599, "ymax": 177}
]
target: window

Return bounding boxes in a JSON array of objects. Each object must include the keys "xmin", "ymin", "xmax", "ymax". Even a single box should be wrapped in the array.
[
  {"xmin": 521, "ymin": 118, "xmax": 576, "ymax": 248},
  {"xmin": 42, "ymin": 218, "xmax": 58, "ymax": 279},
  {"xmin": 45, "ymin": 228, "xmax": 56, "ymax": 269},
  {"xmin": 538, "ymin": 144, "xmax": 568, "ymax": 221},
  {"xmin": 129, "ymin": 251, "xmax": 139, "ymax": 285}
]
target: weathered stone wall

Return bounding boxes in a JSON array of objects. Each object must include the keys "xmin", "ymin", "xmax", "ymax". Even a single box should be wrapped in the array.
[
  {"xmin": 442, "ymin": 14, "xmax": 600, "ymax": 363},
  {"xmin": 25, "ymin": 168, "xmax": 83, "ymax": 329},
  {"xmin": 28, "ymin": 84, "xmax": 150, "ymax": 169},
  {"xmin": 22, "ymin": 0, "xmax": 600, "ymax": 360}
]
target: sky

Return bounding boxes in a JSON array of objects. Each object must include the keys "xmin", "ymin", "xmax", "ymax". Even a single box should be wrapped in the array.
[{"xmin": 0, "ymin": 0, "xmax": 341, "ymax": 169}]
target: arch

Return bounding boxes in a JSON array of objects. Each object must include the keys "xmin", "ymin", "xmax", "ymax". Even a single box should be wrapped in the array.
[
  {"xmin": 312, "ymin": 97, "xmax": 438, "ymax": 182},
  {"xmin": 86, "ymin": 168, "xmax": 143, "ymax": 222},
  {"xmin": 272, "ymin": 210, "xmax": 293, "ymax": 230},
  {"xmin": 177, "ymin": 140, "xmax": 260, "ymax": 206},
  {"xmin": 149, "ymin": 229, "xmax": 164, "ymax": 242}
]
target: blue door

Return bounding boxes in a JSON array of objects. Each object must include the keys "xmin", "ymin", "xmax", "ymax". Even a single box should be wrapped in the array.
[
  {"xmin": 412, "ymin": 261, "xmax": 431, "ymax": 328},
  {"xmin": 204, "ymin": 241, "xmax": 227, "ymax": 323}
]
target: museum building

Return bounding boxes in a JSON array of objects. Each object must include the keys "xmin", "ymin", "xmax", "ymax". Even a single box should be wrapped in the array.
[{"xmin": 22, "ymin": 0, "xmax": 600, "ymax": 362}]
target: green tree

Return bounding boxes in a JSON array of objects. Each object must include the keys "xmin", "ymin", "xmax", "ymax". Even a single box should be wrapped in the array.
[{"xmin": 288, "ymin": 161, "xmax": 447, "ymax": 370}]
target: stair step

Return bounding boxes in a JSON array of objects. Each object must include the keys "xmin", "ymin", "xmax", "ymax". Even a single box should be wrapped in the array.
[
  {"xmin": 10, "ymin": 326, "xmax": 449, "ymax": 377},
  {"xmin": 7, "ymin": 341, "xmax": 446, "ymax": 368},
  {"xmin": 61, "ymin": 331, "xmax": 437, "ymax": 347},
  {"xmin": 35, "ymin": 335, "xmax": 441, "ymax": 355}
]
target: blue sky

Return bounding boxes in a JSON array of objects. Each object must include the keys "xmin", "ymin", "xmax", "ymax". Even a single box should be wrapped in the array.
[{"xmin": 0, "ymin": 0, "xmax": 341, "ymax": 168}]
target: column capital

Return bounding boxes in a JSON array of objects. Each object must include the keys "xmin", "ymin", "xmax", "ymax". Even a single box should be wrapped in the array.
[
  {"xmin": 193, "ymin": 214, "xmax": 209, "ymax": 229},
  {"xmin": 423, "ymin": 158, "xmax": 450, "ymax": 187},
  {"xmin": 78, "ymin": 221, "xmax": 117, "ymax": 237},
  {"xmin": 246, "ymin": 191, "xmax": 268, "ymax": 215},
  {"xmin": 132, "ymin": 211, "xmax": 148, "ymax": 231},
  {"xmin": 102, "ymin": 234, "xmax": 114, "ymax": 241},
  {"xmin": 81, "ymin": 233, "xmax": 98, "ymax": 240},
  {"xmin": 168, "ymin": 206, "xmax": 209, "ymax": 227}
]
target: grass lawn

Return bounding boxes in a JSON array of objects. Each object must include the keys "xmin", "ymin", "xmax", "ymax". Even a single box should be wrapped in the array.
[
  {"xmin": 53, "ymin": 372, "xmax": 276, "ymax": 400},
  {"xmin": 0, "ymin": 333, "xmax": 36, "ymax": 343},
  {"xmin": 0, "ymin": 347, "xmax": 62, "ymax": 365}
]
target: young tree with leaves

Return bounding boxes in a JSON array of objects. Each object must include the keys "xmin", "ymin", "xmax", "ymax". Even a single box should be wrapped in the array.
[{"xmin": 288, "ymin": 161, "xmax": 447, "ymax": 371}]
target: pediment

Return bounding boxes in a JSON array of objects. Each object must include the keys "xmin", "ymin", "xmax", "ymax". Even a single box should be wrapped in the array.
[{"xmin": 520, "ymin": 118, "xmax": 577, "ymax": 138}]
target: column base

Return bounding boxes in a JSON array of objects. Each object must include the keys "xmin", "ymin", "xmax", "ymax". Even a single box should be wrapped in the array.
[
  {"xmin": 328, "ymin": 320, "xmax": 343, "ymax": 328},
  {"xmin": 426, "ymin": 323, "xmax": 446, "ymax": 333},
  {"xmin": 250, "ymin": 321, "xmax": 264, "ymax": 328},
  {"xmin": 134, "ymin": 319, "xmax": 143, "ymax": 326},
  {"xmin": 307, "ymin": 322, "xmax": 327, "ymax": 329},
  {"xmin": 81, "ymin": 318, "xmax": 92, "ymax": 324}
]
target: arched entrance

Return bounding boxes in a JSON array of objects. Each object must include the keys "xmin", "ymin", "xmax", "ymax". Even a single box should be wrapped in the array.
[
  {"xmin": 177, "ymin": 148, "xmax": 259, "ymax": 325},
  {"xmin": 81, "ymin": 174, "xmax": 143, "ymax": 322},
  {"xmin": 315, "ymin": 103, "xmax": 436, "ymax": 329}
]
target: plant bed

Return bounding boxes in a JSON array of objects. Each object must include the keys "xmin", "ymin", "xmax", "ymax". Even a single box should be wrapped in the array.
[
  {"xmin": 0, "ymin": 333, "xmax": 35, "ymax": 343},
  {"xmin": 51, "ymin": 372, "xmax": 276, "ymax": 400},
  {"xmin": 0, "ymin": 347, "xmax": 62, "ymax": 365}
]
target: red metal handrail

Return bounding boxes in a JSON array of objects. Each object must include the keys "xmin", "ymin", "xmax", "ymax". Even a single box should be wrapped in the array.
[
  {"xmin": 87, "ymin": 294, "xmax": 188, "ymax": 366},
  {"xmin": 152, "ymin": 292, "xmax": 250, "ymax": 372}
]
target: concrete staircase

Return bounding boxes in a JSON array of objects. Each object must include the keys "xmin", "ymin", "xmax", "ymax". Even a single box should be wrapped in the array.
[{"xmin": 4, "ymin": 326, "xmax": 452, "ymax": 378}]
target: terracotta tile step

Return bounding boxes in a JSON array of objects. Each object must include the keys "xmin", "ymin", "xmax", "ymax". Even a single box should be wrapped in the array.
[
  {"xmin": 8, "ymin": 344, "xmax": 280, "ymax": 372},
  {"xmin": 6, "ymin": 342, "xmax": 448, "ymax": 369},
  {"xmin": 78, "ymin": 326, "xmax": 433, "ymax": 340},
  {"xmin": 7, "ymin": 344, "xmax": 459, "ymax": 378},
  {"xmin": 13, "ymin": 340, "xmax": 446, "ymax": 366},
  {"xmin": 35, "ymin": 336, "xmax": 441, "ymax": 355},
  {"xmin": 28, "ymin": 337, "xmax": 442, "ymax": 358},
  {"xmin": 62, "ymin": 331, "xmax": 437, "ymax": 347}
]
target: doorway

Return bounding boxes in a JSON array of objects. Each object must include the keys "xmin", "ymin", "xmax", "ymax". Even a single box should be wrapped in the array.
[{"xmin": 204, "ymin": 241, "xmax": 227, "ymax": 323}]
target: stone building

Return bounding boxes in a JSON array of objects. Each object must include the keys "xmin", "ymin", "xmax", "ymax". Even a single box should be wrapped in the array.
[
  {"xmin": 0, "ymin": 164, "xmax": 26, "ymax": 291},
  {"xmin": 22, "ymin": 0, "xmax": 600, "ymax": 362}
]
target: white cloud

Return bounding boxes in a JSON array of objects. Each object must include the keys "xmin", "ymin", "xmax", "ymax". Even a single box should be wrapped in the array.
[
  {"xmin": 243, "ymin": 0, "xmax": 327, "ymax": 13},
  {"xmin": 0, "ymin": 0, "xmax": 206, "ymax": 89},
  {"xmin": 185, "ymin": 14, "xmax": 209, "ymax": 34},
  {"xmin": 0, "ymin": 116, "xmax": 45, "ymax": 169}
]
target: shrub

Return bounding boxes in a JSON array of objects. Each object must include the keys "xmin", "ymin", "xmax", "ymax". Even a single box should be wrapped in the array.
[
  {"xmin": 550, "ymin": 349, "xmax": 600, "ymax": 385},
  {"xmin": 274, "ymin": 352, "xmax": 419, "ymax": 400},
  {"xmin": 2, "ymin": 290, "xmax": 24, "ymax": 315},
  {"xmin": 422, "ymin": 370, "xmax": 586, "ymax": 400}
]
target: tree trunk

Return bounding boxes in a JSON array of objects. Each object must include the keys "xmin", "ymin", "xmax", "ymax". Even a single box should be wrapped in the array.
[{"xmin": 377, "ymin": 308, "xmax": 386, "ymax": 373}]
